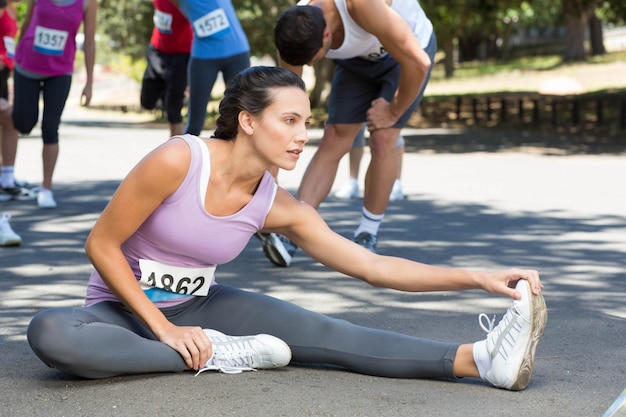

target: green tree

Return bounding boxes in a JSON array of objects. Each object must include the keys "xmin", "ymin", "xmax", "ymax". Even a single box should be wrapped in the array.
[
  {"xmin": 496, "ymin": 1, "xmax": 563, "ymax": 59},
  {"xmin": 98, "ymin": 0, "xmax": 154, "ymax": 61},
  {"xmin": 421, "ymin": 1, "xmax": 465, "ymax": 78},
  {"xmin": 422, "ymin": 0, "xmax": 528, "ymax": 77},
  {"xmin": 233, "ymin": 0, "xmax": 293, "ymax": 60},
  {"xmin": 15, "ymin": 1, "xmax": 27, "ymax": 27},
  {"xmin": 599, "ymin": 1, "xmax": 626, "ymax": 25},
  {"xmin": 561, "ymin": 0, "xmax": 600, "ymax": 61}
]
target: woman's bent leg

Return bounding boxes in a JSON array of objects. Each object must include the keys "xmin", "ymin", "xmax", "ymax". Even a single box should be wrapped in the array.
[{"xmin": 27, "ymin": 302, "xmax": 187, "ymax": 379}]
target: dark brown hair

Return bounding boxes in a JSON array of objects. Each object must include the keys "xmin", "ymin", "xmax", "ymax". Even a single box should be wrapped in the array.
[
  {"xmin": 212, "ymin": 66, "xmax": 306, "ymax": 140},
  {"xmin": 274, "ymin": 6, "xmax": 325, "ymax": 66}
]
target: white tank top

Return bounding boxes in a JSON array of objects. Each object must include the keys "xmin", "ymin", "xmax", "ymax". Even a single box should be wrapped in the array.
[{"xmin": 298, "ymin": 0, "xmax": 433, "ymax": 61}]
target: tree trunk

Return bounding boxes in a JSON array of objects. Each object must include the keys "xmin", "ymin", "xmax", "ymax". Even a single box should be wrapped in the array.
[
  {"xmin": 310, "ymin": 59, "xmax": 334, "ymax": 109},
  {"xmin": 442, "ymin": 38, "xmax": 455, "ymax": 79},
  {"xmin": 588, "ymin": 12, "xmax": 606, "ymax": 55},
  {"xmin": 563, "ymin": 10, "xmax": 588, "ymax": 61}
]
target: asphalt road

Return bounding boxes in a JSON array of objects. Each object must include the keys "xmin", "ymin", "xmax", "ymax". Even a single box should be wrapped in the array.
[{"xmin": 1, "ymin": 104, "xmax": 625, "ymax": 417}]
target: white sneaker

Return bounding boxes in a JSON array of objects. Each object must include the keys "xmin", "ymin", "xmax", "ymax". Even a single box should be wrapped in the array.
[
  {"xmin": 196, "ymin": 329, "xmax": 291, "ymax": 375},
  {"xmin": 603, "ymin": 387, "xmax": 626, "ymax": 417},
  {"xmin": 334, "ymin": 179, "xmax": 359, "ymax": 200},
  {"xmin": 388, "ymin": 179, "xmax": 405, "ymax": 202},
  {"xmin": 481, "ymin": 279, "xmax": 547, "ymax": 390},
  {"xmin": 0, "ymin": 213, "xmax": 22, "ymax": 246},
  {"xmin": 37, "ymin": 188, "xmax": 57, "ymax": 208}
]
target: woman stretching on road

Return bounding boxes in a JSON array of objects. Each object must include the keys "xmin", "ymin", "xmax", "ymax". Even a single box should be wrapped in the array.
[{"xmin": 27, "ymin": 66, "xmax": 547, "ymax": 391}]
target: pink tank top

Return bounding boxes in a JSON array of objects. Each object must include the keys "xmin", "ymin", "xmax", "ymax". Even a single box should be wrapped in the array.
[
  {"xmin": 85, "ymin": 135, "xmax": 278, "ymax": 307},
  {"xmin": 14, "ymin": 0, "xmax": 84, "ymax": 76}
]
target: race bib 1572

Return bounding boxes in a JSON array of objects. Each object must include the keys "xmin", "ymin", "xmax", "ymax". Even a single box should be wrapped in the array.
[{"xmin": 192, "ymin": 8, "xmax": 230, "ymax": 38}]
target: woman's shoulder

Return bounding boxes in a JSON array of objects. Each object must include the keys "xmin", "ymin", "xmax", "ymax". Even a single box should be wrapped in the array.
[
  {"xmin": 146, "ymin": 136, "xmax": 193, "ymax": 171},
  {"xmin": 266, "ymin": 186, "xmax": 320, "ymax": 228}
]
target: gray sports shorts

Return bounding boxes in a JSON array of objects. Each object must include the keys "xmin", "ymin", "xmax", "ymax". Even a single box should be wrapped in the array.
[{"xmin": 327, "ymin": 32, "xmax": 437, "ymax": 128}]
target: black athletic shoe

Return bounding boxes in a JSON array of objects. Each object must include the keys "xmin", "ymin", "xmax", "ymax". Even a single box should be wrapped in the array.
[
  {"xmin": 353, "ymin": 232, "xmax": 377, "ymax": 253},
  {"xmin": 0, "ymin": 185, "xmax": 37, "ymax": 201},
  {"xmin": 255, "ymin": 232, "xmax": 297, "ymax": 267}
]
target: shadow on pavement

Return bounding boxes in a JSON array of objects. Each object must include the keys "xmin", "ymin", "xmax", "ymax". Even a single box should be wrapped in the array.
[
  {"xmin": 1, "ymin": 175, "xmax": 624, "ymax": 416},
  {"xmin": 403, "ymin": 128, "xmax": 626, "ymax": 155}
]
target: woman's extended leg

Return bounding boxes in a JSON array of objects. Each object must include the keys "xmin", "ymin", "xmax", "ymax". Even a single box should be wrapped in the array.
[{"xmin": 165, "ymin": 285, "xmax": 459, "ymax": 380}]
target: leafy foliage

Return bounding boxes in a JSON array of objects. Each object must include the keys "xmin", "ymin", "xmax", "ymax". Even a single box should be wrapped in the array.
[
  {"xmin": 97, "ymin": 0, "xmax": 154, "ymax": 61},
  {"xmin": 14, "ymin": 1, "xmax": 27, "ymax": 24},
  {"xmin": 233, "ymin": 0, "xmax": 293, "ymax": 61},
  {"xmin": 598, "ymin": 1, "xmax": 626, "ymax": 25},
  {"xmin": 92, "ymin": 0, "xmax": 625, "ymax": 68}
]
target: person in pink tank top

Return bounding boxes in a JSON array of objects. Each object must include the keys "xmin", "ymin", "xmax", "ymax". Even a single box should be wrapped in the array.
[
  {"xmin": 27, "ymin": 67, "xmax": 546, "ymax": 392},
  {"xmin": 11, "ymin": 0, "xmax": 97, "ymax": 208}
]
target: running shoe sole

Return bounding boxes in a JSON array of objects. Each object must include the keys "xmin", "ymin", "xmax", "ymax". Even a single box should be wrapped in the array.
[
  {"xmin": 510, "ymin": 284, "xmax": 548, "ymax": 391},
  {"xmin": 262, "ymin": 234, "xmax": 292, "ymax": 267}
]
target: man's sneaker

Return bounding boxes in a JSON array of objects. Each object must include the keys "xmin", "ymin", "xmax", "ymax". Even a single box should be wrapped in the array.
[
  {"xmin": 37, "ymin": 188, "xmax": 57, "ymax": 208},
  {"xmin": 0, "ymin": 184, "xmax": 37, "ymax": 201},
  {"xmin": 388, "ymin": 179, "xmax": 406, "ymax": 202},
  {"xmin": 0, "ymin": 213, "xmax": 22, "ymax": 246},
  {"xmin": 255, "ymin": 232, "xmax": 297, "ymax": 267},
  {"xmin": 334, "ymin": 179, "xmax": 359, "ymax": 200},
  {"xmin": 14, "ymin": 179, "xmax": 30, "ymax": 188},
  {"xmin": 480, "ymin": 279, "xmax": 547, "ymax": 391},
  {"xmin": 196, "ymin": 329, "xmax": 291, "ymax": 375},
  {"xmin": 353, "ymin": 232, "xmax": 377, "ymax": 253}
]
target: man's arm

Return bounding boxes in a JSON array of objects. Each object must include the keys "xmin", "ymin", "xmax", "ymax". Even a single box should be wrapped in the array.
[{"xmin": 348, "ymin": 0, "xmax": 431, "ymax": 128}]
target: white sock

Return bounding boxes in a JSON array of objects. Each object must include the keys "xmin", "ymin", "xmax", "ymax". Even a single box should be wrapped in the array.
[
  {"xmin": 472, "ymin": 340, "xmax": 491, "ymax": 380},
  {"xmin": 347, "ymin": 177, "xmax": 358, "ymax": 186},
  {"xmin": 0, "ymin": 166, "xmax": 15, "ymax": 188},
  {"xmin": 354, "ymin": 206, "xmax": 384, "ymax": 237}
]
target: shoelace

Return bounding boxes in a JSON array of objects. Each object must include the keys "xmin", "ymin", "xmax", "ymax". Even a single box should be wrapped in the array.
[
  {"xmin": 195, "ymin": 338, "xmax": 259, "ymax": 376},
  {"xmin": 479, "ymin": 306, "xmax": 526, "ymax": 360},
  {"xmin": 478, "ymin": 313, "xmax": 497, "ymax": 333}
]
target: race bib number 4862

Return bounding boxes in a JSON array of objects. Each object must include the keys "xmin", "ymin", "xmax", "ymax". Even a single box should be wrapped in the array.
[
  {"xmin": 34, "ymin": 26, "xmax": 68, "ymax": 56},
  {"xmin": 139, "ymin": 259, "xmax": 214, "ymax": 296}
]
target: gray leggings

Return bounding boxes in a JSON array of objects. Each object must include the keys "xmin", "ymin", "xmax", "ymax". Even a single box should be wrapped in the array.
[{"xmin": 27, "ymin": 284, "xmax": 459, "ymax": 379}]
